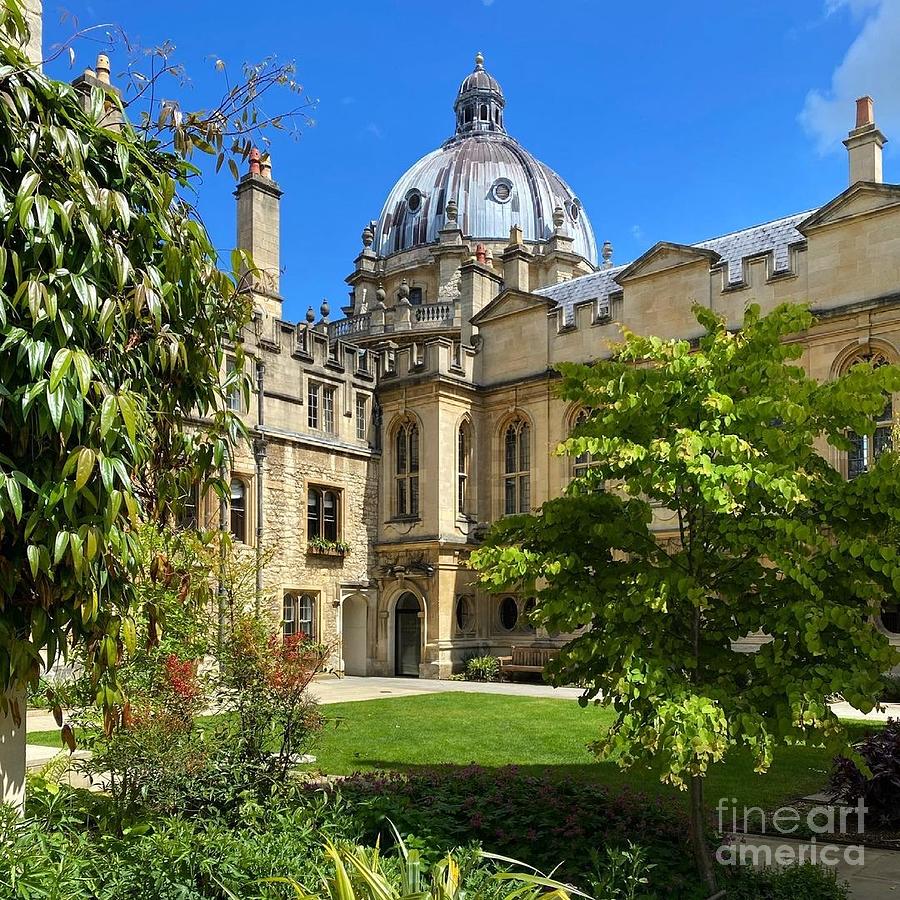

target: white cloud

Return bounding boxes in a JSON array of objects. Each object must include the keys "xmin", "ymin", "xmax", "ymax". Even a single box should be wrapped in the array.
[
  {"xmin": 801, "ymin": 0, "xmax": 900, "ymax": 153},
  {"xmin": 482, "ymin": 0, "xmax": 496, "ymax": 6},
  {"xmin": 631, "ymin": 224, "xmax": 644, "ymax": 242},
  {"xmin": 825, "ymin": 0, "xmax": 879, "ymax": 15}
]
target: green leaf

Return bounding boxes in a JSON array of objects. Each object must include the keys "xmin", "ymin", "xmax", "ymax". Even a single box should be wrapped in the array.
[
  {"xmin": 75, "ymin": 447, "xmax": 95, "ymax": 491},
  {"xmin": 99, "ymin": 395, "xmax": 117, "ymax": 439},
  {"xmin": 121, "ymin": 616, "xmax": 137, "ymax": 656},
  {"xmin": 71, "ymin": 351, "xmax": 91, "ymax": 396},
  {"xmin": 26, "ymin": 544, "xmax": 40, "ymax": 580},
  {"xmin": 53, "ymin": 531, "xmax": 69, "ymax": 565},
  {"xmin": 117, "ymin": 394, "xmax": 136, "ymax": 443},
  {"xmin": 6, "ymin": 477, "xmax": 22, "ymax": 523},
  {"xmin": 46, "ymin": 384, "xmax": 65, "ymax": 430}
]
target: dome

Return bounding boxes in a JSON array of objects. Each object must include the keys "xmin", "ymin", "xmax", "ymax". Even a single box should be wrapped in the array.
[{"xmin": 374, "ymin": 54, "xmax": 597, "ymax": 265}]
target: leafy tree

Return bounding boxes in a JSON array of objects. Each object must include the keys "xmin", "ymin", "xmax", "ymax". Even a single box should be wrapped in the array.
[
  {"xmin": 472, "ymin": 302, "xmax": 900, "ymax": 891},
  {"xmin": 0, "ymin": 0, "xmax": 251, "ymax": 742}
]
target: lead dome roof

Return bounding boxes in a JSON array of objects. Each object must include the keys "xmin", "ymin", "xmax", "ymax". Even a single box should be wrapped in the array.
[{"xmin": 374, "ymin": 54, "xmax": 597, "ymax": 264}]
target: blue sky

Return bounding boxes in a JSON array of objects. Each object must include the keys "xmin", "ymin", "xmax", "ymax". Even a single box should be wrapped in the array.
[{"xmin": 43, "ymin": 0, "xmax": 900, "ymax": 323}]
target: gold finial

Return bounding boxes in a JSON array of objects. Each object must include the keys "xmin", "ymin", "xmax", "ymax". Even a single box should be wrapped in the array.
[{"xmin": 474, "ymin": 51, "xmax": 484, "ymax": 70}]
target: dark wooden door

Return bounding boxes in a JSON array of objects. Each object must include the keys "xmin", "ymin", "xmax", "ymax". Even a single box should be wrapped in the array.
[{"xmin": 395, "ymin": 594, "xmax": 421, "ymax": 677}]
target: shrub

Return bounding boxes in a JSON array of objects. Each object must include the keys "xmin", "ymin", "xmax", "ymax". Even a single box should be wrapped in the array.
[
  {"xmin": 217, "ymin": 617, "xmax": 329, "ymax": 790},
  {"xmin": 309, "ymin": 766, "xmax": 699, "ymax": 895},
  {"xmin": 724, "ymin": 863, "xmax": 849, "ymax": 899},
  {"xmin": 879, "ymin": 673, "xmax": 900, "ymax": 702},
  {"xmin": 75, "ymin": 651, "xmax": 209, "ymax": 825},
  {"xmin": 829, "ymin": 718, "xmax": 900, "ymax": 825},
  {"xmin": 9, "ymin": 783, "xmax": 581, "ymax": 900},
  {"xmin": 464, "ymin": 655, "xmax": 501, "ymax": 682}
]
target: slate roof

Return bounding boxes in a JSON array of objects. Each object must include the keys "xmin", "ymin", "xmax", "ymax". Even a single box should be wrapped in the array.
[
  {"xmin": 536, "ymin": 210, "xmax": 816, "ymax": 323},
  {"xmin": 533, "ymin": 266, "xmax": 627, "ymax": 325},
  {"xmin": 695, "ymin": 210, "xmax": 814, "ymax": 284}
]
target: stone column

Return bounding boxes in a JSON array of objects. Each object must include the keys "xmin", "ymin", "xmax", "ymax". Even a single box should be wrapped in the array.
[
  {"xmin": 0, "ymin": 688, "xmax": 26, "ymax": 812},
  {"xmin": 23, "ymin": 0, "xmax": 41, "ymax": 68}
]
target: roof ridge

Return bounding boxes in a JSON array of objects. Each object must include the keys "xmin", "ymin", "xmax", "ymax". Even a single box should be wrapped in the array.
[
  {"xmin": 693, "ymin": 209, "xmax": 817, "ymax": 247},
  {"xmin": 533, "ymin": 264, "xmax": 628, "ymax": 295}
]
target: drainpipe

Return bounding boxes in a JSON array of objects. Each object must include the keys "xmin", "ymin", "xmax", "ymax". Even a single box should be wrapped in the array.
[
  {"xmin": 254, "ymin": 360, "xmax": 267, "ymax": 616},
  {"xmin": 217, "ymin": 461, "xmax": 228, "ymax": 664}
]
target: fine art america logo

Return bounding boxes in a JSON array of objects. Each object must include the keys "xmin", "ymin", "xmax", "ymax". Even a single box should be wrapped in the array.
[{"xmin": 715, "ymin": 798, "xmax": 867, "ymax": 867}]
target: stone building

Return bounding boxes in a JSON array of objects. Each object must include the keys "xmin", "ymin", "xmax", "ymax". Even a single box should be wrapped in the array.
[{"xmin": 222, "ymin": 55, "xmax": 900, "ymax": 677}]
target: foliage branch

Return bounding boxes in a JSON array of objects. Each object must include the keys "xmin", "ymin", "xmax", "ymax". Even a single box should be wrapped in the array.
[
  {"xmin": 0, "ymin": 2, "xmax": 253, "ymax": 728},
  {"xmin": 472, "ymin": 302, "xmax": 900, "ymax": 889}
]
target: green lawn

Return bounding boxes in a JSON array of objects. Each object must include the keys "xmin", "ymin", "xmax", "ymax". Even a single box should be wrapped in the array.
[{"xmin": 27, "ymin": 692, "xmax": 872, "ymax": 811}]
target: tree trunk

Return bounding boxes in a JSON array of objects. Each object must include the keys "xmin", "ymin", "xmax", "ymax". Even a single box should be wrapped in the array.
[
  {"xmin": 689, "ymin": 774, "xmax": 718, "ymax": 895},
  {"xmin": 0, "ymin": 688, "xmax": 26, "ymax": 814}
]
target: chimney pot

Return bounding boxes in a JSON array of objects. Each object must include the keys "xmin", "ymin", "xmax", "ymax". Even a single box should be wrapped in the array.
[
  {"xmin": 856, "ymin": 96, "xmax": 874, "ymax": 129},
  {"xmin": 248, "ymin": 147, "xmax": 261, "ymax": 176},
  {"xmin": 95, "ymin": 53, "xmax": 110, "ymax": 85},
  {"xmin": 844, "ymin": 96, "xmax": 886, "ymax": 185},
  {"xmin": 259, "ymin": 153, "xmax": 272, "ymax": 179}
]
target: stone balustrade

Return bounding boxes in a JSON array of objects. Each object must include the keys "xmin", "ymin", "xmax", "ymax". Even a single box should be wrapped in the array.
[{"xmin": 327, "ymin": 302, "xmax": 458, "ymax": 342}]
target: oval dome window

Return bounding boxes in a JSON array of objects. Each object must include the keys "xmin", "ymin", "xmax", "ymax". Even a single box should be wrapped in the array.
[
  {"xmin": 491, "ymin": 178, "xmax": 513, "ymax": 204},
  {"xmin": 406, "ymin": 189, "xmax": 423, "ymax": 214}
]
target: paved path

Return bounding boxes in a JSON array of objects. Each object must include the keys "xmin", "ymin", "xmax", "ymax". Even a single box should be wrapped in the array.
[
  {"xmin": 24, "ymin": 678, "xmax": 900, "ymax": 733},
  {"xmin": 732, "ymin": 835, "xmax": 900, "ymax": 899},
  {"xmin": 24, "ymin": 676, "xmax": 583, "ymax": 733}
]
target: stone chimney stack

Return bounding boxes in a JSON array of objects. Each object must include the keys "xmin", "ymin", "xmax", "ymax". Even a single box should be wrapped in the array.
[
  {"xmin": 844, "ymin": 96, "xmax": 886, "ymax": 185},
  {"xmin": 234, "ymin": 148, "xmax": 283, "ymax": 319},
  {"xmin": 501, "ymin": 224, "xmax": 532, "ymax": 293}
]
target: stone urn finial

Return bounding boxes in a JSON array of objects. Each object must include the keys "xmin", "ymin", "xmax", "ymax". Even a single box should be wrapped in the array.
[
  {"xmin": 306, "ymin": 306, "xmax": 316, "ymax": 324},
  {"xmin": 398, "ymin": 279, "xmax": 411, "ymax": 303},
  {"xmin": 375, "ymin": 285, "xmax": 387, "ymax": 308},
  {"xmin": 601, "ymin": 240, "xmax": 614, "ymax": 268},
  {"xmin": 552, "ymin": 205, "xmax": 565, "ymax": 229},
  {"xmin": 320, "ymin": 298, "xmax": 330, "ymax": 321},
  {"xmin": 362, "ymin": 223, "xmax": 374, "ymax": 248},
  {"xmin": 446, "ymin": 197, "xmax": 458, "ymax": 224}
]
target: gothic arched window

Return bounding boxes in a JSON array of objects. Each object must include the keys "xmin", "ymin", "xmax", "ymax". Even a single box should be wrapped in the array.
[
  {"xmin": 458, "ymin": 420, "xmax": 472, "ymax": 517},
  {"xmin": 503, "ymin": 418, "xmax": 530, "ymax": 515},
  {"xmin": 395, "ymin": 419, "xmax": 420, "ymax": 518},
  {"xmin": 844, "ymin": 351, "xmax": 893, "ymax": 479},
  {"xmin": 571, "ymin": 409, "xmax": 601, "ymax": 479}
]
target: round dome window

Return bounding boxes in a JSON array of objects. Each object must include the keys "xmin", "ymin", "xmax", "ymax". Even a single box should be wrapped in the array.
[
  {"xmin": 406, "ymin": 189, "xmax": 424, "ymax": 214},
  {"xmin": 491, "ymin": 178, "xmax": 513, "ymax": 204},
  {"xmin": 568, "ymin": 198, "xmax": 582, "ymax": 222}
]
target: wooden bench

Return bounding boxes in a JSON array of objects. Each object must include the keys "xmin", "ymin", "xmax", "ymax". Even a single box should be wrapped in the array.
[{"xmin": 499, "ymin": 646, "xmax": 558, "ymax": 679}]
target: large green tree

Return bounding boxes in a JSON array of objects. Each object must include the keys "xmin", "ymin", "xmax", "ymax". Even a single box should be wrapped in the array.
[
  {"xmin": 0, "ymin": 0, "xmax": 250, "ymax": 742},
  {"xmin": 473, "ymin": 303, "xmax": 900, "ymax": 891}
]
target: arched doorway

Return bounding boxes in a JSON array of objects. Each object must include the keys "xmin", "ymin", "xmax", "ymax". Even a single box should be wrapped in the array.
[
  {"xmin": 394, "ymin": 592, "xmax": 422, "ymax": 677},
  {"xmin": 343, "ymin": 595, "xmax": 368, "ymax": 676}
]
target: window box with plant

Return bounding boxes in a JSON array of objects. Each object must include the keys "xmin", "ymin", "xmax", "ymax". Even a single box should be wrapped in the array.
[{"xmin": 307, "ymin": 536, "xmax": 351, "ymax": 557}]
